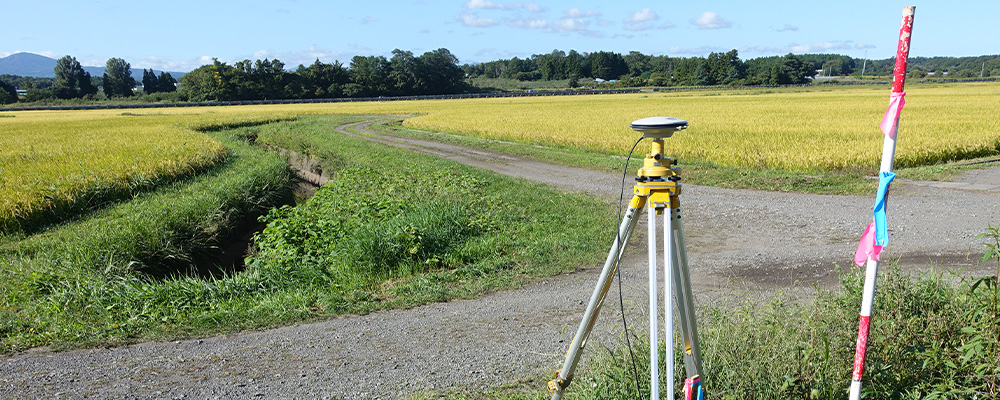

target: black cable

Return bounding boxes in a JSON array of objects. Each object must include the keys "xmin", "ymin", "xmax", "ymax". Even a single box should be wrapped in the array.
[{"xmin": 616, "ymin": 136, "xmax": 645, "ymax": 397}]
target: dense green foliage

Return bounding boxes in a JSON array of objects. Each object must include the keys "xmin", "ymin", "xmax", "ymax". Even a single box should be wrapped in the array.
[
  {"xmin": 464, "ymin": 50, "xmax": 1000, "ymax": 87},
  {"xmin": 178, "ymin": 48, "xmax": 466, "ymax": 101},
  {"xmin": 0, "ymin": 79, "xmax": 16, "ymax": 104},
  {"xmin": 43, "ymin": 55, "xmax": 98, "ymax": 99},
  {"xmin": 464, "ymin": 49, "xmax": 818, "ymax": 86},
  {"xmin": 141, "ymin": 68, "xmax": 177, "ymax": 94},
  {"xmin": 574, "ymin": 259, "xmax": 1000, "ymax": 400},
  {"xmin": 101, "ymin": 57, "xmax": 135, "ymax": 98}
]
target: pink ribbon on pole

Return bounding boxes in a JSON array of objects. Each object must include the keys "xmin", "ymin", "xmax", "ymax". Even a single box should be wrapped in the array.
[
  {"xmin": 854, "ymin": 220, "xmax": 886, "ymax": 267},
  {"xmin": 879, "ymin": 91, "xmax": 906, "ymax": 137}
]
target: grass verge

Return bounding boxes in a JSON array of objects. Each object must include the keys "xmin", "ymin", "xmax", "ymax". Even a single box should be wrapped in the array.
[
  {"xmin": 0, "ymin": 114, "xmax": 614, "ymax": 353},
  {"xmin": 0, "ymin": 129, "xmax": 293, "ymax": 352},
  {"xmin": 244, "ymin": 114, "xmax": 615, "ymax": 314},
  {"xmin": 417, "ymin": 231, "xmax": 1000, "ymax": 400}
]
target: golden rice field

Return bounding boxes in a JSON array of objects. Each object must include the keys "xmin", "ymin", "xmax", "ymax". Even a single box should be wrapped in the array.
[
  {"xmin": 230, "ymin": 81, "xmax": 997, "ymax": 172},
  {"xmin": 2, "ymin": 82, "xmax": 998, "ymax": 230},
  {"xmin": 0, "ymin": 111, "xmax": 296, "ymax": 231}
]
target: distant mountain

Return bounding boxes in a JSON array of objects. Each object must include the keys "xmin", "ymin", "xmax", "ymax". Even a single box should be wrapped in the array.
[
  {"xmin": 0, "ymin": 52, "xmax": 63, "ymax": 77},
  {"xmin": 0, "ymin": 52, "xmax": 183, "ymax": 81}
]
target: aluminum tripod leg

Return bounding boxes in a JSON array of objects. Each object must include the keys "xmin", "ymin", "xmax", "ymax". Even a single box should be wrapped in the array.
[
  {"xmin": 669, "ymin": 206, "xmax": 705, "ymax": 385},
  {"xmin": 549, "ymin": 196, "xmax": 645, "ymax": 400},
  {"xmin": 662, "ymin": 205, "xmax": 674, "ymax": 399}
]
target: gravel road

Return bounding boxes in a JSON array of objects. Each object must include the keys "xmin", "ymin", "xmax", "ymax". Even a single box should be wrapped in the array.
[{"xmin": 3, "ymin": 118, "xmax": 998, "ymax": 399}]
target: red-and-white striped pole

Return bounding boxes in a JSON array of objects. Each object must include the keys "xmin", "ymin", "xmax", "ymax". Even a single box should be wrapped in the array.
[{"xmin": 849, "ymin": 6, "xmax": 915, "ymax": 399}]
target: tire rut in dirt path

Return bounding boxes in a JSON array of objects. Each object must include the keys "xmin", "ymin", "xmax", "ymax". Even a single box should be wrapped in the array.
[{"xmin": 3, "ymin": 117, "xmax": 998, "ymax": 399}]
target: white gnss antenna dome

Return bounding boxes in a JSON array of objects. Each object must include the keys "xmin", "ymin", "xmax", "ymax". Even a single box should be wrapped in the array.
[{"xmin": 630, "ymin": 116, "xmax": 688, "ymax": 139}]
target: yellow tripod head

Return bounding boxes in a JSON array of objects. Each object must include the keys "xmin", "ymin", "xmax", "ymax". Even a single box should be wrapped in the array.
[{"xmin": 630, "ymin": 117, "xmax": 687, "ymax": 181}]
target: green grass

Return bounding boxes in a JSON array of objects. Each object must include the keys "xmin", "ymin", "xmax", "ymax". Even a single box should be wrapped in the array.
[
  {"xmin": 0, "ymin": 115, "xmax": 614, "ymax": 353},
  {"xmin": 0, "ymin": 129, "xmax": 294, "ymax": 352},
  {"xmin": 414, "ymin": 228, "xmax": 1000, "ymax": 400},
  {"xmin": 246, "ymin": 115, "xmax": 615, "ymax": 312}
]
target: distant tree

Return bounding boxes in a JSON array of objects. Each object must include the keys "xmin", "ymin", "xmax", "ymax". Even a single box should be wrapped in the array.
[
  {"xmin": 53, "ymin": 55, "xmax": 97, "ymax": 99},
  {"xmin": 103, "ymin": 58, "xmax": 136, "ymax": 97},
  {"xmin": 142, "ymin": 69, "xmax": 160, "ymax": 94},
  {"xmin": 589, "ymin": 51, "xmax": 628, "ymax": 80},
  {"xmin": 417, "ymin": 48, "xmax": 465, "ymax": 94},
  {"xmin": 567, "ymin": 73, "xmax": 580, "ymax": 88},
  {"xmin": 179, "ymin": 58, "xmax": 236, "ymax": 101},
  {"xmin": 295, "ymin": 59, "xmax": 348, "ymax": 98},
  {"xmin": 694, "ymin": 61, "xmax": 711, "ymax": 85},
  {"xmin": 348, "ymin": 55, "xmax": 390, "ymax": 97},
  {"xmin": 157, "ymin": 72, "xmax": 177, "ymax": 92},
  {"xmin": 0, "ymin": 79, "xmax": 16, "ymax": 104},
  {"xmin": 648, "ymin": 72, "xmax": 670, "ymax": 86},
  {"xmin": 536, "ymin": 50, "xmax": 566, "ymax": 80},
  {"xmin": 623, "ymin": 51, "xmax": 651, "ymax": 77},
  {"xmin": 388, "ymin": 49, "xmax": 420, "ymax": 95},
  {"xmin": 782, "ymin": 53, "xmax": 815, "ymax": 83},
  {"xmin": 565, "ymin": 50, "xmax": 586, "ymax": 78},
  {"xmin": 954, "ymin": 69, "xmax": 977, "ymax": 78}
]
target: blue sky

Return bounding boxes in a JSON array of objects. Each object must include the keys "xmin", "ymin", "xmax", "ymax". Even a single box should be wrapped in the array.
[{"xmin": 3, "ymin": 1, "xmax": 996, "ymax": 72}]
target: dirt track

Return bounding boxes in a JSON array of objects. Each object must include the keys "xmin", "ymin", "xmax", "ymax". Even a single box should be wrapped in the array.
[{"xmin": 3, "ymin": 118, "xmax": 998, "ymax": 399}]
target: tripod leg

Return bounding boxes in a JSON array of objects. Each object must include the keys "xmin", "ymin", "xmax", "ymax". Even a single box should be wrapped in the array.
[
  {"xmin": 549, "ymin": 195, "xmax": 646, "ymax": 400},
  {"xmin": 648, "ymin": 205, "xmax": 660, "ymax": 400},
  {"xmin": 663, "ymin": 206, "xmax": 675, "ymax": 398},
  {"xmin": 670, "ymin": 206, "xmax": 706, "ymax": 392}
]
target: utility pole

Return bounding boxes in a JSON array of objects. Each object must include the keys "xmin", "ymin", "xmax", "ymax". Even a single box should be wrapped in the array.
[{"xmin": 861, "ymin": 49, "xmax": 868, "ymax": 78}]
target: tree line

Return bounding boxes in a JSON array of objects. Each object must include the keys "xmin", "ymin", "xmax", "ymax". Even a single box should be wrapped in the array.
[
  {"xmin": 2, "ymin": 50, "xmax": 999, "ymax": 106},
  {"xmin": 464, "ymin": 50, "xmax": 1000, "ymax": 86},
  {"xmin": 464, "ymin": 49, "xmax": 818, "ymax": 86},
  {"xmin": 0, "ymin": 55, "xmax": 176, "ymax": 103},
  {"xmin": 177, "ymin": 48, "xmax": 465, "ymax": 101}
]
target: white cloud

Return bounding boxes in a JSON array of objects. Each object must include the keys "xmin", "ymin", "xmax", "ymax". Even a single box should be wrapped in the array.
[
  {"xmin": 736, "ymin": 41, "xmax": 876, "ymax": 56},
  {"xmin": 625, "ymin": 8, "xmax": 657, "ymax": 24},
  {"xmin": 455, "ymin": 12, "xmax": 499, "ymax": 27},
  {"xmin": 465, "ymin": 0, "xmax": 543, "ymax": 12},
  {"xmin": 362, "ymin": 16, "xmax": 380, "ymax": 24},
  {"xmin": 507, "ymin": 18, "xmax": 548, "ymax": 29},
  {"xmin": 623, "ymin": 8, "xmax": 674, "ymax": 31},
  {"xmin": 777, "ymin": 24, "xmax": 798, "ymax": 32},
  {"xmin": 692, "ymin": 11, "xmax": 732, "ymax": 29},
  {"xmin": 465, "ymin": 0, "xmax": 505, "ymax": 9},
  {"xmin": 524, "ymin": 2, "xmax": 543, "ymax": 12},
  {"xmin": 552, "ymin": 18, "xmax": 589, "ymax": 33},
  {"xmin": 252, "ymin": 50, "xmax": 274, "ymax": 59},
  {"xmin": 565, "ymin": 8, "xmax": 601, "ymax": 18}
]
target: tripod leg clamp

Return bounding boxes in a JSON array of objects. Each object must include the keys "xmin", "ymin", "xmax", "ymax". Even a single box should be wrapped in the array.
[{"xmin": 547, "ymin": 370, "xmax": 573, "ymax": 392}]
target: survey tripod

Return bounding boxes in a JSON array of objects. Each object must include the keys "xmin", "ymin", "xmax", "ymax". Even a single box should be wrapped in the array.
[{"xmin": 548, "ymin": 117, "xmax": 706, "ymax": 400}]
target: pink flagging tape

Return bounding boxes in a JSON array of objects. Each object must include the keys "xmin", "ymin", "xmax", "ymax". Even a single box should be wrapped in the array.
[
  {"xmin": 854, "ymin": 220, "xmax": 885, "ymax": 267},
  {"xmin": 852, "ymin": 315, "xmax": 871, "ymax": 380},
  {"xmin": 879, "ymin": 91, "xmax": 906, "ymax": 138}
]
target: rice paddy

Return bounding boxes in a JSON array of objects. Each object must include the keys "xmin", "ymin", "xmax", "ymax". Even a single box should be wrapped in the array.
[{"xmin": 3, "ymin": 82, "xmax": 998, "ymax": 232}]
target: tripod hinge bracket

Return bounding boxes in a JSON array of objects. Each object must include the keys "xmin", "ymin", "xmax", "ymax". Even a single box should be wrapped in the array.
[{"xmin": 547, "ymin": 370, "xmax": 573, "ymax": 392}]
